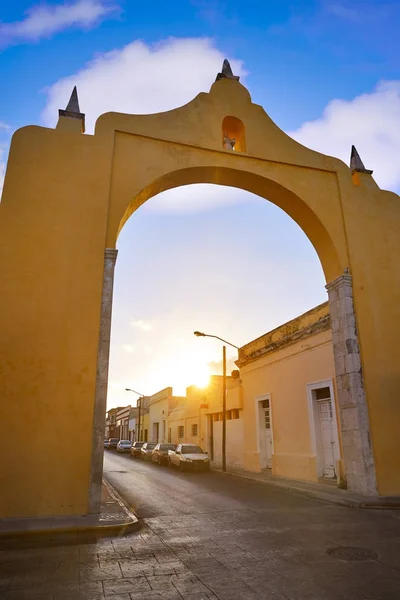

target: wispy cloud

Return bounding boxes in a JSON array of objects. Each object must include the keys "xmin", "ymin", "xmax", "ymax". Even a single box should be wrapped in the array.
[
  {"xmin": 130, "ymin": 319, "xmax": 154, "ymax": 332},
  {"xmin": 325, "ymin": 2, "xmax": 360, "ymax": 21},
  {"xmin": 0, "ymin": 1, "xmax": 118, "ymax": 47}
]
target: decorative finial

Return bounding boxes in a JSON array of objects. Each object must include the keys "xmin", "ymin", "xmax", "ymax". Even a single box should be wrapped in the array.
[
  {"xmin": 350, "ymin": 145, "xmax": 373, "ymax": 175},
  {"xmin": 65, "ymin": 86, "xmax": 80, "ymax": 113},
  {"xmin": 216, "ymin": 59, "xmax": 240, "ymax": 82},
  {"xmin": 58, "ymin": 86, "xmax": 85, "ymax": 132}
]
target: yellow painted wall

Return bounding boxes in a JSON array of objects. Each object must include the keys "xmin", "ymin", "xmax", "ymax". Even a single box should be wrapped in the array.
[
  {"xmin": 140, "ymin": 413, "xmax": 150, "ymax": 443},
  {"xmin": 239, "ymin": 305, "xmax": 338, "ymax": 482},
  {"xmin": 1, "ymin": 76, "xmax": 400, "ymax": 517},
  {"xmin": 213, "ymin": 418, "xmax": 244, "ymax": 470}
]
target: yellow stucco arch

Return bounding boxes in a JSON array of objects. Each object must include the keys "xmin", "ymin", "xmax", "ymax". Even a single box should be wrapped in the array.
[
  {"xmin": 116, "ymin": 166, "xmax": 342, "ymax": 283},
  {"xmin": 1, "ymin": 73, "xmax": 400, "ymax": 520}
]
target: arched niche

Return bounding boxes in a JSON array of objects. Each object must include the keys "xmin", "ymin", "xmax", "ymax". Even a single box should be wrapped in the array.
[{"xmin": 222, "ymin": 116, "xmax": 246, "ymax": 152}]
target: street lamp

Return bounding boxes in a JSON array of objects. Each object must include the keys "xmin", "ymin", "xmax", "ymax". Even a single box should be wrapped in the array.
[
  {"xmin": 125, "ymin": 388, "xmax": 145, "ymax": 442},
  {"xmin": 193, "ymin": 331, "xmax": 239, "ymax": 472}
]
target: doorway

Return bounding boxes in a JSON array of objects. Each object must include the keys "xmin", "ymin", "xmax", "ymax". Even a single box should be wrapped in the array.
[
  {"xmin": 307, "ymin": 381, "xmax": 340, "ymax": 480},
  {"xmin": 153, "ymin": 422, "xmax": 159, "ymax": 443},
  {"xmin": 256, "ymin": 395, "xmax": 273, "ymax": 469}
]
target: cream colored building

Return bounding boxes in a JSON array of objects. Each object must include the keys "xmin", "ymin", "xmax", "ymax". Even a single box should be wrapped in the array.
[
  {"xmin": 147, "ymin": 388, "xmax": 185, "ymax": 443},
  {"xmin": 237, "ymin": 302, "xmax": 344, "ymax": 485},
  {"xmin": 164, "ymin": 302, "xmax": 344, "ymax": 487}
]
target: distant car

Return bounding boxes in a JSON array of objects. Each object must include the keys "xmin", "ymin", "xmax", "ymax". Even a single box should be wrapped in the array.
[
  {"xmin": 130, "ymin": 441, "xmax": 145, "ymax": 458},
  {"xmin": 107, "ymin": 438, "xmax": 119, "ymax": 450},
  {"xmin": 168, "ymin": 444, "xmax": 210, "ymax": 471},
  {"xmin": 140, "ymin": 442, "xmax": 156, "ymax": 461},
  {"xmin": 117, "ymin": 440, "xmax": 132, "ymax": 453},
  {"xmin": 104, "ymin": 439, "xmax": 109, "ymax": 449},
  {"xmin": 152, "ymin": 443, "xmax": 177, "ymax": 465}
]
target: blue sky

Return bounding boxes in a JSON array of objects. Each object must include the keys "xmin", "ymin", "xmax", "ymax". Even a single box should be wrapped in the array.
[{"xmin": 1, "ymin": 0, "xmax": 399, "ymax": 406}]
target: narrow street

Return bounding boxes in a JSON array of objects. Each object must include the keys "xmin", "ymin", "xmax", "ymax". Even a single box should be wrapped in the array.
[{"xmin": 102, "ymin": 452, "xmax": 400, "ymax": 600}]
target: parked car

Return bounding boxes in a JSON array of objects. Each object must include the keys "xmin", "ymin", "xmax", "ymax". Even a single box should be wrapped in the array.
[
  {"xmin": 117, "ymin": 439, "xmax": 132, "ymax": 453},
  {"xmin": 131, "ymin": 441, "xmax": 145, "ymax": 458},
  {"xmin": 168, "ymin": 444, "xmax": 210, "ymax": 471},
  {"xmin": 107, "ymin": 438, "xmax": 119, "ymax": 450},
  {"xmin": 104, "ymin": 439, "xmax": 110, "ymax": 449},
  {"xmin": 152, "ymin": 443, "xmax": 177, "ymax": 465},
  {"xmin": 140, "ymin": 442, "xmax": 156, "ymax": 461}
]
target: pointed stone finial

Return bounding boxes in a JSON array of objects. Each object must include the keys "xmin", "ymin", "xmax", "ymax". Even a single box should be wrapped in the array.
[
  {"xmin": 65, "ymin": 86, "xmax": 80, "ymax": 113},
  {"xmin": 350, "ymin": 145, "xmax": 373, "ymax": 175},
  {"xmin": 215, "ymin": 59, "xmax": 240, "ymax": 82},
  {"xmin": 58, "ymin": 86, "xmax": 85, "ymax": 132}
]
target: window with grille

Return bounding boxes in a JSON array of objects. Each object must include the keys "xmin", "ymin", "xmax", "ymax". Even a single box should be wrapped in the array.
[
  {"xmin": 178, "ymin": 426, "xmax": 184, "ymax": 438},
  {"xmin": 262, "ymin": 399, "xmax": 271, "ymax": 429},
  {"xmin": 191, "ymin": 424, "xmax": 198, "ymax": 436}
]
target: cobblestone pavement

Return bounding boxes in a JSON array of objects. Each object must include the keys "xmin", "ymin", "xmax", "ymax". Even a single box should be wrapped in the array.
[{"xmin": 1, "ymin": 454, "xmax": 400, "ymax": 600}]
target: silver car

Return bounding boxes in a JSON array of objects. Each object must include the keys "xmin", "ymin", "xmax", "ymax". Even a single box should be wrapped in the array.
[
  {"xmin": 140, "ymin": 442, "xmax": 156, "ymax": 461},
  {"xmin": 116, "ymin": 440, "xmax": 132, "ymax": 453},
  {"xmin": 168, "ymin": 444, "xmax": 210, "ymax": 471}
]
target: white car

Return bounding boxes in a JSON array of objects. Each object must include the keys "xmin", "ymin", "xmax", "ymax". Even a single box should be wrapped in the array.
[
  {"xmin": 168, "ymin": 443, "xmax": 210, "ymax": 471},
  {"xmin": 116, "ymin": 440, "xmax": 132, "ymax": 453}
]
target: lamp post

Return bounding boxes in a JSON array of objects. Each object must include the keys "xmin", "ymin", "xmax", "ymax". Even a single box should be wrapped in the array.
[
  {"xmin": 193, "ymin": 331, "xmax": 239, "ymax": 472},
  {"xmin": 125, "ymin": 388, "xmax": 145, "ymax": 442}
]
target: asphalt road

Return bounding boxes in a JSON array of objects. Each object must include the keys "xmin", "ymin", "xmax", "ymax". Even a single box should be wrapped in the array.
[
  {"xmin": 102, "ymin": 451, "xmax": 400, "ymax": 600},
  {"xmin": 103, "ymin": 450, "xmax": 322, "ymax": 518}
]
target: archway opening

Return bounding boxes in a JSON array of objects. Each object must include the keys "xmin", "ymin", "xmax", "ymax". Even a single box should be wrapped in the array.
[{"xmin": 105, "ymin": 180, "xmax": 343, "ymax": 486}]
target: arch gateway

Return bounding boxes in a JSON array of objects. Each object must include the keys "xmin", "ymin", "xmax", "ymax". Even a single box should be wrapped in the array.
[{"xmin": 1, "ymin": 67, "xmax": 400, "ymax": 519}]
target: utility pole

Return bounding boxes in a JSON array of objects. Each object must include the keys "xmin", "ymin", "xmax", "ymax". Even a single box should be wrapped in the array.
[
  {"xmin": 222, "ymin": 345, "xmax": 227, "ymax": 472},
  {"xmin": 194, "ymin": 332, "xmax": 239, "ymax": 474}
]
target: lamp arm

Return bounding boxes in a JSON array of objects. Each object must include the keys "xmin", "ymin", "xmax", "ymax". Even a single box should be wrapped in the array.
[{"xmin": 205, "ymin": 334, "xmax": 239, "ymax": 350}]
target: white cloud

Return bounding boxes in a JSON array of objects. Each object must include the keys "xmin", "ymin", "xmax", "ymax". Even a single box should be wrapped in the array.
[
  {"xmin": 41, "ymin": 37, "xmax": 245, "ymax": 133},
  {"xmin": 143, "ymin": 183, "xmax": 259, "ymax": 214},
  {"xmin": 130, "ymin": 319, "xmax": 154, "ymax": 332},
  {"xmin": 0, "ymin": 123, "xmax": 12, "ymax": 194},
  {"xmin": 41, "ymin": 35, "xmax": 400, "ymax": 211},
  {"xmin": 122, "ymin": 344, "xmax": 135, "ymax": 353},
  {"xmin": 0, "ymin": 1, "xmax": 118, "ymax": 46},
  {"xmin": 288, "ymin": 80, "xmax": 400, "ymax": 192}
]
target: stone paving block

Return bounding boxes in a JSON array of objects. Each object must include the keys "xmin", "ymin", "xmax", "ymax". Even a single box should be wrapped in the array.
[
  {"xmin": 55, "ymin": 593, "xmax": 105, "ymax": 600},
  {"xmin": 184, "ymin": 592, "xmax": 219, "ymax": 600},
  {"xmin": 145, "ymin": 575, "xmax": 177, "ymax": 591},
  {"xmin": 8, "ymin": 577, "xmax": 33, "ymax": 591},
  {"xmin": 103, "ymin": 577, "xmax": 150, "ymax": 595},
  {"xmin": 129, "ymin": 591, "xmax": 181, "ymax": 600},
  {"xmin": 79, "ymin": 566, "xmax": 123, "ymax": 581},
  {"xmin": 1, "ymin": 592, "xmax": 55, "ymax": 600}
]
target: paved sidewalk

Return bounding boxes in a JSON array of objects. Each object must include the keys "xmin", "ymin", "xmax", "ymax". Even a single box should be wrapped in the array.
[
  {"xmin": 0, "ymin": 480, "xmax": 138, "ymax": 545},
  {"xmin": 214, "ymin": 467, "xmax": 400, "ymax": 509}
]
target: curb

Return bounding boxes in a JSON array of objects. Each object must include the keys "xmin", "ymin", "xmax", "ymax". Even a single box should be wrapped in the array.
[
  {"xmin": 0, "ymin": 479, "xmax": 140, "ymax": 546},
  {"xmin": 214, "ymin": 469, "xmax": 400, "ymax": 510},
  {"xmin": 102, "ymin": 477, "xmax": 141, "ymax": 524}
]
